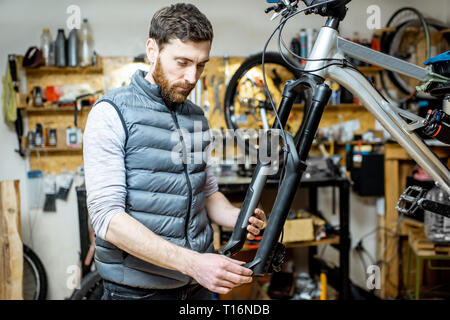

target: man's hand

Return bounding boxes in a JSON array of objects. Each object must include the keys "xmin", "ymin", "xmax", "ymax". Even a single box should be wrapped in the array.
[
  {"xmin": 186, "ymin": 252, "xmax": 253, "ymax": 294},
  {"xmin": 246, "ymin": 208, "xmax": 266, "ymax": 240}
]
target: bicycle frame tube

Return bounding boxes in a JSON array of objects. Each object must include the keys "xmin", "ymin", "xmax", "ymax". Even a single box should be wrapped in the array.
[
  {"xmin": 306, "ymin": 25, "xmax": 450, "ymax": 194},
  {"xmin": 328, "ymin": 66, "xmax": 450, "ymax": 194}
]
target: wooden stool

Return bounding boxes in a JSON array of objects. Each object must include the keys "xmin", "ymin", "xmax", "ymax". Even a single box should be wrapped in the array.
[{"xmin": 405, "ymin": 229, "xmax": 450, "ymax": 299}]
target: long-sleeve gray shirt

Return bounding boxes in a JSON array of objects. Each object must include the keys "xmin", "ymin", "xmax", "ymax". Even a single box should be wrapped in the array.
[{"xmin": 83, "ymin": 101, "xmax": 219, "ymax": 239}]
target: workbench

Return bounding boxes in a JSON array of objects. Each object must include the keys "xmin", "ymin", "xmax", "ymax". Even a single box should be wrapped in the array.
[
  {"xmin": 381, "ymin": 142, "xmax": 450, "ymax": 299},
  {"xmin": 405, "ymin": 227, "xmax": 450, "ymax": 299}
]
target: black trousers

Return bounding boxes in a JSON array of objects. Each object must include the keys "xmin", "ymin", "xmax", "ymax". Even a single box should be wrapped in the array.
[{"xmin": 101, "ymin": 280, "xmax": 214, "ymax": 300}]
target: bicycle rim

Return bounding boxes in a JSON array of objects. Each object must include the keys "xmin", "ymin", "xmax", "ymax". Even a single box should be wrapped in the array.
[
  {"xmin": 380, "ymin": 8, "xmax": 442, "ymax": 104},
  {"xmin": 223, "ymin": 52, "xmax": 306, "ymax": 157},
  {"xmin": 23, "ymin": 244, "xmax": 47, "ymax": 300}
]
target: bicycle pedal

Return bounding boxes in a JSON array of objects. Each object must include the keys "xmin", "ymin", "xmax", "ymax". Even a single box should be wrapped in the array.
[{"xmin": 395, "ymin": 186, "xmax": 427, "ymax": 215}]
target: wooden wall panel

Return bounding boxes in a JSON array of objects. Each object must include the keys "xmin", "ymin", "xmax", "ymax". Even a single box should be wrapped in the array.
[{"xmin": 0, "ymin": 180, "xmax": 23, "ymax": 300}]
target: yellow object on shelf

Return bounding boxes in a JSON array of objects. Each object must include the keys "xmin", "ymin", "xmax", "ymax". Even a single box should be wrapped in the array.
[{"xmin": 320, "ymin": 273, "xmax": 327, "ymax": 300}]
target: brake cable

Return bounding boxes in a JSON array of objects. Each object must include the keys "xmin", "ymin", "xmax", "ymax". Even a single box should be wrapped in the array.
[{"xmin": 261, "ymin": 0, "xmax": 340, "ymax": 156}]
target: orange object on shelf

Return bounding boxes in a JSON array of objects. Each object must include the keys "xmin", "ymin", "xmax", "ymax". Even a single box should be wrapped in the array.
[{"xmin": 44, "ymin": 85, "xmax": 62, "ymax": 103}]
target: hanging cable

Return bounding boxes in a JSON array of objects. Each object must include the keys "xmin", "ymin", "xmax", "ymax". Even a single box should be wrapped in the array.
[{"xmin": 261, "ymin": 0, "xmax": 340, "ymax": 154}]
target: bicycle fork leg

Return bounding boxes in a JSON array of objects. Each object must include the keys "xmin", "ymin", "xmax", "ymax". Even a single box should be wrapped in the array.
[
  {"xmin": 247, "ymin": 83, "xmax": 332, "ymax": 276},
  {"xmin": 218, "ymin": 80, "xmax": 300, "ymax": 257}
]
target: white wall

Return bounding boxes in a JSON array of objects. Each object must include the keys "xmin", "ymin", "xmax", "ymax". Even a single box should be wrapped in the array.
[{"xmin": 0, "ymin": 0, "xmax": 449, "ymax": 299}]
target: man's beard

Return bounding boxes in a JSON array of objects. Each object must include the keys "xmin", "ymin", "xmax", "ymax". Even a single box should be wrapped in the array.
[{"xmin": 152, "ymin": 57, "xmax": 195, "ymax": 106}]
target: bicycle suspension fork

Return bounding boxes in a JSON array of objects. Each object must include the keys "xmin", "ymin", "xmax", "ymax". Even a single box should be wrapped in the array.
[{"xmin": 219, "ymin": 74, "xmax": 332, "ymax": 276}]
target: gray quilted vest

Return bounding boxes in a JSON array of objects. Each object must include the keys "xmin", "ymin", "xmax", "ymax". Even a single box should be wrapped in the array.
[{"xmin": 93, "ymin": 70, "xmax": 214, "ymax": 289}]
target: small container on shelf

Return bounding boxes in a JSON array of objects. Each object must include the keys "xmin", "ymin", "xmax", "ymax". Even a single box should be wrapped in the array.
[
  {"xmin": 48, "ymin": 128, "xmax": 57, "ymax": 147},
  {"xmin": 40, "ymin": 28, "xmax": 53, "ymax": 66},
  {"xmin": 55, "ymin": 29, "xmax": 67, "ymax": 67}
]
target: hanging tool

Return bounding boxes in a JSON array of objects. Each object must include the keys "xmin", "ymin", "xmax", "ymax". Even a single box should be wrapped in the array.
[
  {"xmin": 7, "ymin": 54, "xmax": 25, "ymax": 157},
  {"xmin": 196, "ymin": 78, "xmax": 202, "ymax": 107},
  {"xmin": 223, "ymin": 55, "xmax": 230, "ymax": 85},
  {"xmin": 212, "ymin": 75, "xmax": 224, "ymax": 115},
  {"xmin": 72, "ymin": 90, "xmax": 103, "ymax": 127},
  {"xmin": 203, "ymin": 77, "xmax": 210, "ymax": 118}
]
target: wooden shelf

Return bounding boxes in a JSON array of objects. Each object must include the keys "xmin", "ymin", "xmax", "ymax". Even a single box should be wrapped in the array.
[
  {"xmin": 235, "ymin": 235, "xmax": 340, "ymax": 252},
  {"xmin": 24, "ymin": 56, "xmax": 103, "ymax": 74},
  {"xmin": 326, "ymin": 103, "xmax": 364, "ymax": 109},
  {"xmin": 284, "ymin": 235, "xmax": 340, "ymax": 248},
  {"xmin": 312, "ymin": 140, "xmax": 382, "ymax": 147},
  {"xmin": 19, "ymin": 105, "xmax": 92, "ymax": 113},
  {"xmin": 24, "ymin": 146, "xmax": 82, "ymax": 153},
  {"xmin": 358, "ymin": 66, "xmax": 384, "ymax": 75},
  {"xmin": 22, "ymin": 127, "xmax": 82, "ymax": 153},
  {"xmin": 372, "ymin": 27, "xmax": 397, "ymax": 36},
  {"xmin": 293, "ymin": 103, "xmax": 364, "ymax": 110}
]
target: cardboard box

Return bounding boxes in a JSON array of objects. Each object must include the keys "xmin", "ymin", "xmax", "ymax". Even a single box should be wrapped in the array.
[
  {"xmin": 282, "ymin": 218, "xmax": 314, "ymax": 243},
  {"xmin": 282, "ymin": 215, "xmax": 325, "ymax": 243}
]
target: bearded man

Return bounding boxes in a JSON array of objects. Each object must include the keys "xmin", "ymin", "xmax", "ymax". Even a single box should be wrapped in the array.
[{"xmin": 83, "ymin": 3, "xmax": 265, "ymax": 300}]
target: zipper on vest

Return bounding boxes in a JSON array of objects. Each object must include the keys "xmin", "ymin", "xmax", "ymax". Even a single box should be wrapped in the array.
[{"xmin": 170, "ymin": 110, "xmax": 193, "ymax": 250}]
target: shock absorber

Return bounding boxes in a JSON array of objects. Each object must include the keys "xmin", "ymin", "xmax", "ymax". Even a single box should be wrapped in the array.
[{"xmin": 422, "ymin": 108, "xmax": 450, "ymax": 145}]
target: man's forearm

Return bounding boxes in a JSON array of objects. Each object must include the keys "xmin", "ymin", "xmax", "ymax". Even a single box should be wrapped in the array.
[
  {"xmin": 205, "ymin": 191, "xmax": 240, "ymax": 228},
  {"xmin": 105, "ymin": 211, "xmax": 198, "ymax": 276}
]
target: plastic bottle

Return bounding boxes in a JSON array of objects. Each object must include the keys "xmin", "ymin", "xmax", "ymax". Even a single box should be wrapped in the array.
[
  {"xmin": 35, "ymin": 124, "xmax": 43, "ymax": 147},
  {"xmin": 79, "ymin": 18, "xmax": 94, "ymax": 67},
  {"xmin": 55, "ymin": 29, "xmax": 67, "ymax": 67},
  {"xmin": 68, "ymin": 28, "xmax": 79, "ymax": 67},
  {"xmin": 40, "ymin": 28, "xmax": 52, "ymax": 66},
  {"xmin": 48, "ymin": 41, "xmax": 56, "ymax": 66},
  {"xmin": 424, "ymin": 187, "xmax": 450, "ymax": 243}
]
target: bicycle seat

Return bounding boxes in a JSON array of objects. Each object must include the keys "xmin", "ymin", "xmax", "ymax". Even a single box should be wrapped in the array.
[{"xmin": 423, "ymin": 51, "xmax": 450, "ymax": 99}]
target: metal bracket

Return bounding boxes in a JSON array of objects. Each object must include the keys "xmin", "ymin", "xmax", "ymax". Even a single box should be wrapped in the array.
[{"xmin": 388, "ymin": 104, "xmax": 428, "ymax": 132}]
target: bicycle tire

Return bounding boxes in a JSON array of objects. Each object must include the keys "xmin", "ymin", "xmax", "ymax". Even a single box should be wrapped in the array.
[
  {"xmin": 380, "ymin": 8, "xmax": 450, "ymax": 103},
  {"xmin": 69, "ymin": 270, "xmax": 103, "ymax": 300},
  {"xmin": 223, "ymin": 52, "xmax": 307, "ymax": 157},
  {"xmin": 23, "ymin": 244, "xmax": 48, "ymax": 300}
]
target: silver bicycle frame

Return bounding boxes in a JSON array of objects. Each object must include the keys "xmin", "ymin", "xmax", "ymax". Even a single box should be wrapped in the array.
[{"xmin": 305, "ymin": 26, "xmax": 450, "ymax": 194}]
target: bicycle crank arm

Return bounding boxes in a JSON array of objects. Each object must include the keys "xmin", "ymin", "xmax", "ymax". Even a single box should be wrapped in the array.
[{"xmin": 418, "ymin": 199, "xmax": 450, "ymax": 218}]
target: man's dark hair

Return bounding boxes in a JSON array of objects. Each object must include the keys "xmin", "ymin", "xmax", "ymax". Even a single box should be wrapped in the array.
[{"xmin": 149, "ymin": 3, "xmax": 214, "ymax": 49}]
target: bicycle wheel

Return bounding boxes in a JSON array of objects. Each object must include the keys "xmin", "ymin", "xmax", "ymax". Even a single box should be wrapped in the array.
[
  {"xmin": 380, "ymin": 8, "xmax": 450, "ymax": 104},
  {"xmin": 23, "ymin": 244, "xmax": 47, "ymax": 300},
  {"xmin": 69, "ymin": 270, "xmax": 103, "ymax": 300},
  {"xmin": 223, "ymin": 52, "xmax": 309, "ymax": 156}
]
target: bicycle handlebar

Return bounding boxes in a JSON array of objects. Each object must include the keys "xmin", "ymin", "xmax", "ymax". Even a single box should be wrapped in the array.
[{"xmin": 265, "ymin": 0, "xmax": 351, "ymax": 21}]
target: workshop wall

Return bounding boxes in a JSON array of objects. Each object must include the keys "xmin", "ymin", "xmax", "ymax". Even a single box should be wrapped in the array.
[{"xmin": 0, "ymin": 0, "xmax": 449, "ymax": 299}]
